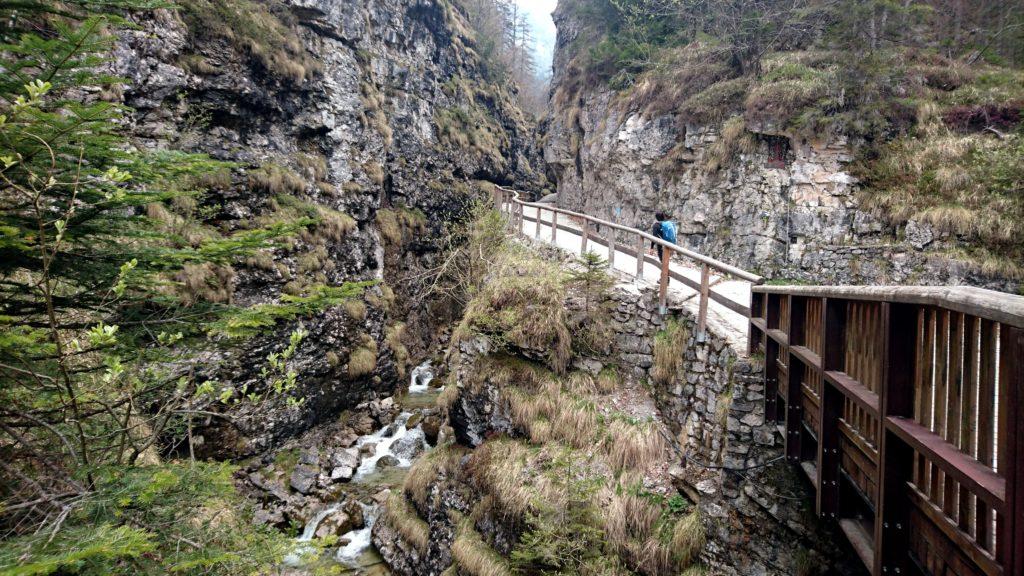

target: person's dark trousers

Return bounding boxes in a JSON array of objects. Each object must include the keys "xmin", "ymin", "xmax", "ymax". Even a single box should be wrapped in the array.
[{"xmin": 656, "ymin": 245, "xmax": 663, "ymax": 261}]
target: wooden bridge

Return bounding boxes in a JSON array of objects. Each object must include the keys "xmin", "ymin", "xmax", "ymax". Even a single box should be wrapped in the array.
[{"xmin": 495, "ymin": 187, "xmax": 1024, "ymax": 576}]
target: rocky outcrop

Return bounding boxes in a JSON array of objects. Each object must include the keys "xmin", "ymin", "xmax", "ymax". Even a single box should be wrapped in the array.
[
  {"xmin": 110, "ymin": 0, "xmax": 543, "ymax": 457},
  {"xmin": 373, "ymin": 242, "xmax": 857, "ymax": 575},
  {"xmin": 543, "ymin": 1, "xmax": 1017, "ymax": 292}
]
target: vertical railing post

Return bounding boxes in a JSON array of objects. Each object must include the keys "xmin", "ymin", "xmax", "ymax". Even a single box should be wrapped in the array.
[
  {"xmin": 551, "ymin": 211, "xmax": 557, "ymax": 244},
  {"xmin": 697, "ymin": 263, "xmax": 710, "ymax": 339},
  {"xmin": 581, "ymin": 219, "xmax": 590, "ymax": 255},
  {"xmin": 657, "ymin": 247, "xmax": 670, "ymax": 314},
  {"xmin": 516, "ymin": 201, "xmax": 523, "ymax": 236},
  {"xmin": 535, "ymin": 206, "xmax": 542, "ymax": 240},
  {"xmin": 999, "ymin": 325, "xmax": 1023, "ymax": 574},
  {"xmin": 607, "ymin": 228, "xmax": 616, "ymax": 269},
  {"xmin": 493, "ymin": 187, "xmax": 501, "ymax": 212},
  {"xmin": 635, "ymin": 234, "xmax": 644, "ymax": 279},
  {"xmin": 817, "ymin": 297, "xmax": 845, "ymax": 518},
  {"xmin": 785, "ymin": 296, "xmax": 803, "ymax": 464},
  {"xmin": 874, "ymin": 303, "xmax": 917, "ymax": 575}
]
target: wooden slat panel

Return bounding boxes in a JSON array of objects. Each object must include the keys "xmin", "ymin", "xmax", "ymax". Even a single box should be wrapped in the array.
[
  {"xmin": 908, "ymin": 486, "xmax": 1002, "ymax": 576},
  {"xmin": 888, "ymin": 417, "xmax": 1006, "ymax": 511}
]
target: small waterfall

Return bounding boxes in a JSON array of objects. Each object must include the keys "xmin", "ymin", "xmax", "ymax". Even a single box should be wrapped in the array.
[
  {"xmin": 353, "ymin": 412, "xmax": 428, "ymax": 480},
  {"xmin": 335, "ymin": 502, "xmax": 378, "ymax": 566},
  {"xmin": 408, "ymin": 361, "xmax": 435, "ymax": 393},
  {"xmin": 286, "ymin": 360, "xmax": 440, "ymax": 571}
]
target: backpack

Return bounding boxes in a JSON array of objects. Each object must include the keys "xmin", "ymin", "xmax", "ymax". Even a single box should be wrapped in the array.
[{"xmin": 660, "ymin": 220, "xmax": 677, "ymax": 244}]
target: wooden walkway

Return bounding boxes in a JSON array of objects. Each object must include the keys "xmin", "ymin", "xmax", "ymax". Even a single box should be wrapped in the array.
[{"xmin": 497, "ymin": 188, "xmax": 1024, "ymax": 576}]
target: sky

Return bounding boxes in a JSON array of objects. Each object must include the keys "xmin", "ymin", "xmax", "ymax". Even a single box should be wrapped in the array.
[{"xmin": 514, "ymin": 0, "xmax": 558, "ymax": 76}]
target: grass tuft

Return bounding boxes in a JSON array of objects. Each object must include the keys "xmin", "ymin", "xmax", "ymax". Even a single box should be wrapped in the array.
[{"xmin": 380, "ymin": 492, "xmax": 430, "ymax": 552}]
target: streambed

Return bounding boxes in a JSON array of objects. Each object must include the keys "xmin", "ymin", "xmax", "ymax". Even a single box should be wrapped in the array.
[{"xmin": 285, "ymin": 362, "xmax": 441, "ymax": 574}]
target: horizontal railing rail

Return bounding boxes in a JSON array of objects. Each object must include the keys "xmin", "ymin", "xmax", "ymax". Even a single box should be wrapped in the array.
[
  {"xmin": 749, "ymin": 283, "xmax": 1024, "ymax": 576},
  {"xmin": 494, "ymin": 186, "xmax": 762, "ymax": 334}
]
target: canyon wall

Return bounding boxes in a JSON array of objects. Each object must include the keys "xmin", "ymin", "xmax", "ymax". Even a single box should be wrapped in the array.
[
  {"xmin": 111, "ymin": 0, "xmax": 542, "ymax": 456},
  {"xmin": 543, "ymin": 1, "xmax": 1020, "ymax": 292}
]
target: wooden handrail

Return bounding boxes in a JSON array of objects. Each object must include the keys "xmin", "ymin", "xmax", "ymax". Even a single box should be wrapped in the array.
[
  {"xmin": 497, "ymin": 186, "xmax": 764, "ymax": 284},
  {"xmin": 753, "ymin": 284, "xmax": 1024, "ymax": 328}
]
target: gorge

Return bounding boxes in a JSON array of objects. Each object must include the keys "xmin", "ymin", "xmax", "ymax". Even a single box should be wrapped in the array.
[{"xmin": 0, "ymin": 0, "xmax": 1021, "ymax": 575}]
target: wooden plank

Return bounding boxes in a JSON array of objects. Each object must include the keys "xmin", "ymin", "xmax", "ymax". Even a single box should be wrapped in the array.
[
  {"xmin": 658, "ymin": 249, "xmax": 670, "ymax": 311},
  {"xmin": 634, "ymin": 234, "xmax": 642, "ymax": 278},
  {"xmin": 765, "ymin": 338, "xmax": 780, "ymax": 423},
  {"xmin": 751, "ymin": 284, "xmax": 1024, "ymax": 329},
  {"xmin": 906, "ymin": 486, "xmax": 1003, "ymax": 576},
  {"xmin": 998, "ymin": 325, "xmax": 1023, "ymax": 573},
  {"xmin": 767, "ymin": 329, "xmax": 789, "ymax": 347},
  {"xmin": 791, "ymin": 345, "xmax": 822, "ymax": 371},
  {"xmin": 976, "ymin": 319, "xmax": 997, "ymax": 551},
  {"xmin": 581, "ymin": 218, "xmax": 589, "ymax": 254},
  {"xmin": 932, "ymin": 309, "xmax": 950, "ymax": 504},
  {"xmin": 607, "ymin": 227, "xmax": 615, "ymax": 268},
  {"xmin": 697, "ymin": 264, "xmax": 710, "ymax": 335},
  {"xmin": 551, "ymin": 210, "xmax": 557, "ymax": 243},
  {"xmin": 840, "ymin": 518, "xmax": 877, "ymax": 571},
  {"xmin": 944, "ymin": 312, "xmax": 964, "ymax": 518},
  {"xmin": 886, "ymin": 417, "xmax": 1006, "ymax": 511},
  {"xmin": 959, "ymin": 316, "xmax": 980, "ymax": 535},
  {"xmin": 875, "ymin": 303, "xmax": 922, "ymax": 576},
  {"xmin": 826, "ymin": 370, "xmax": 881, "ymax": 418},
  {"xmin": 916, "ymin": 308, "xmax": 937, "ymax": 497}
]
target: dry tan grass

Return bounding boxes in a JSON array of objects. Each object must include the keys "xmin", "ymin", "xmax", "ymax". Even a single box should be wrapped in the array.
[
  {"xmin": 672, "ymin": 510, "xmax": 706, "ymax": 567},
  {"xmin": 652, "ymin": 319, "xmax": 689, "ymax": 387},
  {"xmin": 347, "ymin": 334, "xmax": 378, "ymax": 378},
  {"xmin": 451, "ymin": 519, "xmax": 512, "ymax": 576},
  {"xmin": 385, "ymin": 323, "xmax": 410, "ymax": 378},
  {"xmin": 248, "ymin": 164, "xmax": 306, "ymax": 196},
  {"xmin": 470, "ymin": 439, "xmax": 534, "ymax": 518},
  {"xmin": 601, "ymin": 486, "xmax": 661, "ymax": 551},
  {"xmin": 174, "ymin": 262, "xmax": 235, "ymax": 305},
  {"xmin": 343, "ymin": 300, "xmax": 367, "ymax": 321},
  {"xmin": 437, "ymin": 380, "xmax": 461, "ymax": 416},
  {"xmin": 404, "ymin": 444, "xmax": 466, "ymax": 510},
  {"xmin": 457, "ymin": 255, "xmax": 572, "ymax": 373},
  {"xmin": 596, "ymin": 368, "xmax": 619, "ymax": 394},
  {"xmin": 380, "ymin": 491, "xmax": 430, "ymax": 552},
  {"xmin": 604, "ymin": 420, "xmax": 668, "ymax": 473},
  {"xmin": 551, "ymin": 400, "xmax": 599, "ymax": 450},
  {"xmin": 564, "ymin": 371, "xmax": 596, "ymax": 395}
]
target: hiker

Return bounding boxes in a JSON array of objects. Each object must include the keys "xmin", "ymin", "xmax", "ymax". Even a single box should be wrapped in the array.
[{"xmin": 651, "ymin": 211, "xmax": 677, "ymax": 262}]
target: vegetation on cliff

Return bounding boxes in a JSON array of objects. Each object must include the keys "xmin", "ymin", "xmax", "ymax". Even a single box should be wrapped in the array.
[
  {"xmin": 380, "ymin": 213, "xmax": 705, "ymax": 575},
  {"xmin": 555, "ymin": 0, "xmax": 1024, "ymax": 275},
  {"xmin": 0, "ymin": 2, "xmax": 373, "ymax": 571}
]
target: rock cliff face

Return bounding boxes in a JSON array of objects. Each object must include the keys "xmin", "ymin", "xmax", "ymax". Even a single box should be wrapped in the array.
[
  {"xmin": 543, "ymin": 2, "xmax": 1016, "ymax": 291},
  {"xmin": 111, "ymin": 0, "xmax": 542, "ymax": 457}
]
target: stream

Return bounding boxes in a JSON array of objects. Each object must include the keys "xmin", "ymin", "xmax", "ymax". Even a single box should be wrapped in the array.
[{"xmin": 285, "ymin": 361, "xmax": 440, "ymax": 574}]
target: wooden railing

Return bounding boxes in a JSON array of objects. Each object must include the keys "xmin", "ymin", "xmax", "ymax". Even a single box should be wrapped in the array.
[
  {"xmin": 494, "ymin": 186, "xmax": 763, "ymax": 331},
  {"xmin": 749, "ymin": 285, "xmax": 1024, "ymax": 576}
]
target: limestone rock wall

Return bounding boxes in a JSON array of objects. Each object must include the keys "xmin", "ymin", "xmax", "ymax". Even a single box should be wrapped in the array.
[
  {"xmin": 543, "ymin": 2, "xmax": 1016, "ymax": 292},
  {"xmin": 111, "ymin": 0, "xmax": 543, "ymax": 457}
]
